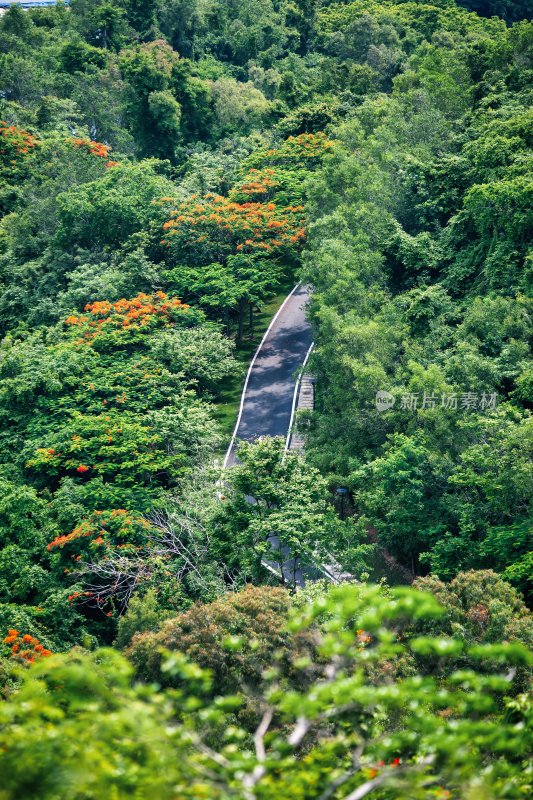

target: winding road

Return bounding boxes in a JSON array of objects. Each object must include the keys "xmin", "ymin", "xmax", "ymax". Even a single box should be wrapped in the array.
[
  {"xmin": 221, "ymin": 284, "xmax": 347, "ymax": 587},
  {"xmin": 223, "ymin": 283, "xmax": 313, "ymax": 468},
  {"xmin": 222, "ymin": 283, "xmax": 313, "ymax": 586}
]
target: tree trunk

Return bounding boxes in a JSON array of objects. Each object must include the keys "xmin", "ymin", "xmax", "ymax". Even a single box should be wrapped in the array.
[
  {"xmin": 237, "ymin": 299, "xmax": 245, "ymax": 342},
  {"xmin": 249, "ymin": 302, "xmax": 254, "ymax": 337},
  {"xmin": 223, "ymin": 307, "xmax": 231, "ymax": 337}
]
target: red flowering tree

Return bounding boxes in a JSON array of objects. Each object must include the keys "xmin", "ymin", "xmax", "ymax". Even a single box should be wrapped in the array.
[
  {"xmin": 229, "ymin": 167, "xmax": 281, "ymax": 203},
  {"xmin": 0, "ymin": 121, "xmax": 38, "ymax": 196},
  {"xmin": 2, "ymin": 630, "xmax": 52, "ymax": 664},
  {"xmin": 46, "ymin": 509, "xmax": 156, "ymax": 615},
  {"xmin": 71, "ymin": 137, "xmax": 119, "ymax": 168},
  {"xmin": 158, "ymin": 134, "xmax": 335, "ymax": 338},
  {"xmin": 48, "ymin": 509, "xmax": 151, "ymax": 562},
  {"xmin": 161, "ymin": 197, "xmax": 305, "ymax": 338},
  {"xmin": 4, "ymin": 289, "xmax": 231, "ymax": 631},
  {"xmin": 229, "ymin": 132, "xmax": 336, "ymax": 206},
  {"xmin": 161, "ymin": 194, "xmax": 306, "ymax": 266},
  {"xmin": 26, "ymin": 405, "xmax": 214, "ymax": 504},
  {"xmin": 21, "ymin": 291, "xmax": 222, "ymax": 512},
  {"xmin": 63, "ymin": 291, "xmax": 200, "ymax": 351}
]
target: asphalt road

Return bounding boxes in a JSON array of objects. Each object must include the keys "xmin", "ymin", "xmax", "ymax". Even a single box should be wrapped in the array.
[
  {"xmin": 224, "ymin": 283, "xmax": 313, "ymax": 467},
  {"xmin": 222, "ymin": 283, "xmax": 313, "ymax": 587}
]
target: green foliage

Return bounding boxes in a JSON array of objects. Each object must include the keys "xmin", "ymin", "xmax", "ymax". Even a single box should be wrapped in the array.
[
  {"xmin": 1, "ymin": 585, "xmax": 532, "ymax": 799},
  {"xmin": 214, "ymin": 437, "xmax": 373, "ymax": 584},
  {"xmin": 413, "ymin": 570, "xmax": 533, "ymax": 647},
  {"xmin": 303, "ymin": 5, "xmax": 533, "ymax": 586},
  {"xmin": 71, "ymin": 0, "xmax": 131, "ymax": 51},
  {"xmin": 114, "ymin": 588, "xmax": 169, "ymax": 648},
  {"xmin": 55, "ymin": 158, "xmax": 175, "ymax": 250},
  {"xmin": 126, "ymin": 584, "xmax": 318, "ymax": 701},
  {"xmin": 58, "ymin": 38, "xmax": 108, "ymax": 74},
  {"xmin": 0, "ymin": 1, "xmax": 532, "ymax": 791},
  {"xmin": 125, "ymin": 0, "xmax": 160, "ymax": 37},
  {"xmin": 0, "ymin": 648, "xmax": 186, "ymax": 798},
  {"xmin": 119, "ymin": 40, "xmax": 183, "ymax": 157}
]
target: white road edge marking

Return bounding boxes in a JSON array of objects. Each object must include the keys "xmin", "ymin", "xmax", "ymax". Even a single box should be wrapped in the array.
[
  {"xmin": 285, "ymin": 341, "xmax": 315, "ymax": 452},
  {"xmin": 222, "ymin": 282, "xmax": 303, "ymax": 470}
]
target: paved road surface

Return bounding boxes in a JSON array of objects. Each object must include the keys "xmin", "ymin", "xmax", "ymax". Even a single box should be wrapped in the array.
[
  {"xmin": 224, "ymin": 283, "xmax": 313, "ymax": 467},
  {"xmin": 222, "ymin": 284, "xmax": 314, "ymax": 587}
]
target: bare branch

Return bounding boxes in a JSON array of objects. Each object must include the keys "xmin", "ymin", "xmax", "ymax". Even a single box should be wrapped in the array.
[
  {"xmin": 286, "ymin": 657, "xmax": 343, "ymax": 750},
  {"xmin": 287, "ymin": 716, "xmax": 310, "ymax": 747},
  {"xmin": 339, "ymin": 756, "xmax": 435, "ymax": 800},
  {"xmin": 242, "ymin": 707, "xmax": 274, "ymax": 800},
  {"xmin": 318, "ymin": 744, "xmax": 365, "ymax": 800},
  {"xmin": 254, "ymin": 707, "xmax": 273, "ymax": 763}
]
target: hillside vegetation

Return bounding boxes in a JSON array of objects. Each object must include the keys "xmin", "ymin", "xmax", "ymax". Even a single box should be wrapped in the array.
[{"xmin": 0, "ymin": 1, "xmax": 531, "ymax": 798}]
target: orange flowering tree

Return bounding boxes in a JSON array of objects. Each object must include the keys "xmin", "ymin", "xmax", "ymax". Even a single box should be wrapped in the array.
[
  {"xmin": 160, "ymin": 196, "xmax": 304, "ymax": 338},
  {"xmin": 161, "ymin": 193, "xmax": 306, "ymax": 266},
  {"xmin": 0, "ymin": 121, "xmax": 38, "ymax": 184},
  {"xmin": 229, "ymin": 165, "xmax": 308, "ymax": 206},
  {"xmin": 158, "ymin": 134, "xmax": 335, "ymax": 338},
  {"xmin": 0, "ymin": 122, "xmax": 39, "ymax": 214},
  {"xmin": 2, "ymin": 630, "xmax": 52, "ymax": 664},
  {"xmin": 228, "ymin": 167, "xmax": 282, "ymax": 203},
  {"xmin": 229, "ymin": 132, "xmax": 336, "ymax": 205},
  {"xmin": 48, "ymin": 509, "xmax": 150, "ymax": 561},
  {"xmin": 46, "ymin": 509, "xmax": 157, "ymax": 615},
  {"xmin": 26, "ymin": 404, "xmax": 216, "ymax": 510},
  {"xmin": 20, "ymin": 293, "xmax": 223, "ymax": 513},
  {"xmin": 63, "ymin": 291, "xmax": 200, "ymax": 351},
  {"xmin": 70, "ymin": 137, "xmax": 119, "ymax": 169}
]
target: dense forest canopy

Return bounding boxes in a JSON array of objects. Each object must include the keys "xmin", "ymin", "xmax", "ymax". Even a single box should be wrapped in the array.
[{"xmin": 0, "ymin": 0, "xmax": 531, "ymax": 797}]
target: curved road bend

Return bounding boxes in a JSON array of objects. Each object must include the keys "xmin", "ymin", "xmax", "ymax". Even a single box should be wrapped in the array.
[{"xmin": 224, "ymin": 283, "xmax": 313, "ymax": 468}]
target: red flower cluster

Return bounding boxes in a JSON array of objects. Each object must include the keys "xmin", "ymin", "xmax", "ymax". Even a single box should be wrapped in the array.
[
  {"xmin": 49, "ymin": 520, "xmax": 100, "ymax": 552},
  {"xmin": 71, "ymin": 138, "xmax": 118, "ymax": 168},
  {"xmin": 67, "ymin": 591, "xmax": 93, "ymax": 604},
  {"xmin": 3, "ymin": 630, "xmax": 52, "ymax": 663},
  {"xmin": 367, "ymin": 758, "xmax": 401, "ymax": 779},
  {"xmin": 64, "ymin": 292, "xmax": 191, "ymax": 341},
  {"xmin": 0, "ymin": 122, "xmax": 38, "ymax": 181},
  {"xmin": 229, "ymin": 168, "xmax": 280, "ymax": 202},
  {"xmin": 356, "ymin": 628, "xmax": 372, "ymax": 645},
  {"xmin": 162, "ymin": 194, "xmax": 306, "ymax": 257},
  {"xmin": 48, "ymin": 509, "xmax": 149, "ymax": 554},
  {"xmin": 0, "ymin": 122, "xmax": 38, "ymax": 156}
]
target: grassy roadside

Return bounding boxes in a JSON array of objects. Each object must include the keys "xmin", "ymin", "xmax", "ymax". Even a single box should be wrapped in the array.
[{"xmin": 213, "ymin": 279, "xmax": 295, "ymax": 454}]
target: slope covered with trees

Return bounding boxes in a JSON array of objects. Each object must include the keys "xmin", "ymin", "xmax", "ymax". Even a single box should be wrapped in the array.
[
  {"xmin": 0, "ymin": 0, "xmax": 531, "ymax": 797},
  {"xmin": 303, "ymin": 1, "xmax": 533, "ymax": 600}
]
